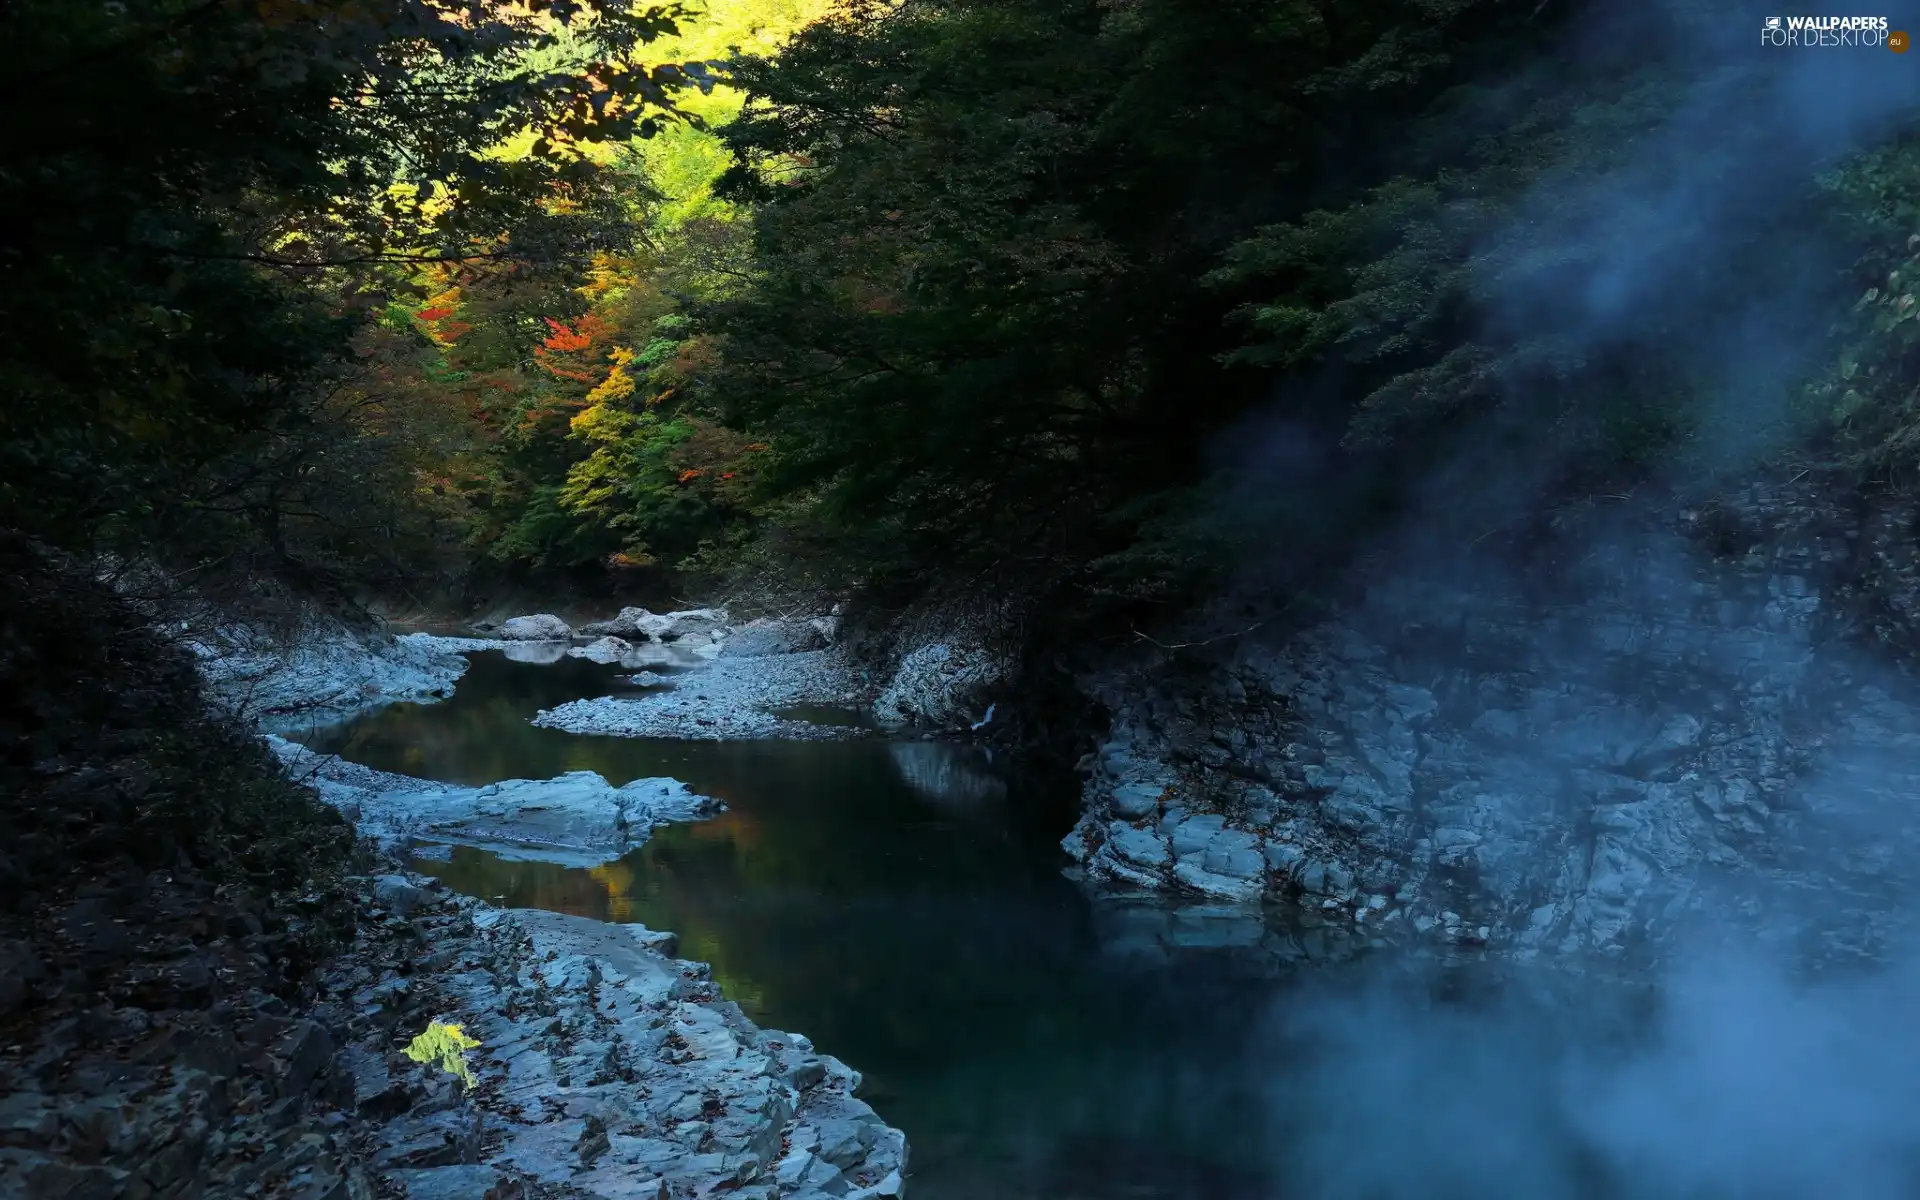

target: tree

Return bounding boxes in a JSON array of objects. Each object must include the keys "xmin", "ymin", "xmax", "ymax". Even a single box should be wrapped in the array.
[
  {"xmin": 0, "ymin": 0, "xmax": 703, "ymax": 589},
  {"xmin": 704, "ymin": 0, "xmax": 1560, "ymax": 597}
]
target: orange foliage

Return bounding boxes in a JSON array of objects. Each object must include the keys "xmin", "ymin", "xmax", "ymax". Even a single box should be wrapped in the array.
[
  {"xmin": 539, "ymin": 316, "xmax": 597, "ymax": 354},
  {"xmin": 534, "ymin": 313, "xmax": 617, "ymax": 383}
]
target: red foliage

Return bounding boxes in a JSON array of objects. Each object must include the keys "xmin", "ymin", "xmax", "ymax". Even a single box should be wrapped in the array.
[
  {"xmin": 539, "ymin": 316, "xmax": 596, "ymax": 354},
  {"xmin": 533, "ymin": 313, "xmax": 617, "ymax": 383}
]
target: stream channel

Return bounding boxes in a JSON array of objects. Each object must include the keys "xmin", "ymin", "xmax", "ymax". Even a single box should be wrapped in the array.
[{"xmin": 281, "ymin": 648, "xmax": 1298, "ymax": 1199}]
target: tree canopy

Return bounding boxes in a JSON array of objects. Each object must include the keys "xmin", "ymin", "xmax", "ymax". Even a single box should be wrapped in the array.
[{"xmin": 11, "ymin": 0, "xmax": 1920, "ymax": 615}]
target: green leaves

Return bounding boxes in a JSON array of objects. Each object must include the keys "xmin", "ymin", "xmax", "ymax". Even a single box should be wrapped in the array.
[{"xmin": 0, "ymin": 0, "xmax": 699, "ymax": 585}]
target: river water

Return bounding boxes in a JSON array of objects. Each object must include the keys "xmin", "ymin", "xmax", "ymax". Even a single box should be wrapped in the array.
[
  {"xmin": 284, "ymin": 648, "xmax": 1920, "ymax": 1199},
  {"xmin": 285, "ymin": 650, "xmax": 1290, "ymax": 1198}
]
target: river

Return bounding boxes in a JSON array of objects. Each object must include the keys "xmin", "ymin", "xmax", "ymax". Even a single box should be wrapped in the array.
[{"xmin": 283, "ymin": 649, "xmax": 1290, "ymax": 1198}]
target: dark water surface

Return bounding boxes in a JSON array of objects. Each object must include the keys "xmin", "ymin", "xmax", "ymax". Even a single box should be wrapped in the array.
[{"xmin": 289, "ymin": 652, "xmax": 1284, "ymax": 1198}]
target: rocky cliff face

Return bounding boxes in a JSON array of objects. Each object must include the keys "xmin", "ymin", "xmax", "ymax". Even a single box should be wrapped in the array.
[{"xmin": 1062, "ymin": 475, "xmax": 1920, "ymax": 967}]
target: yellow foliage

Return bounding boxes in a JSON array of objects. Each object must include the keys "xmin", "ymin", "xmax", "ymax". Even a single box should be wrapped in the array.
[
  {"xmin": 405, "ymin": 1021, "xmax": 482, "ymax": 1089},
  {"xmin": 570, "ymin": 399, "xmax": 638, "ymax": 442},
  {"xmin": 584, "ymin": 346, "xmax": 639, "ymax": 407}
]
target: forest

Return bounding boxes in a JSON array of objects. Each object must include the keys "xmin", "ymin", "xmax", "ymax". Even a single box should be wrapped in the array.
[
  {"xmin": 9, "ymin": 0, "xmax": 1917, "ymax": 628},
  {"xmin": 14, "ymin": 4, "xmax": 1920, "ymax": 1197}
]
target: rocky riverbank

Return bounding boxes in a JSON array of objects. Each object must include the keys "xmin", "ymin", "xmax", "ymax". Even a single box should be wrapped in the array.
[
  {"xmin": 1055, "ymin": 474, "xmax": 1920, "ymax": 969},
  {"xmin": 6, "ymin": 547, "xmax": 911, "ymax": 1198},
  {"xmin": 269, "ymin": 736, "xmax": 725, "ymax": 869},
  {"xmin": 3, "ymin": 854, "xmax": 910, "ymax": 1200},
  {"xmin": 534, "ymin": 650, "xmax": 874, "ymax": 742},
  {"xmin": 189, "ymin": 623, "xmax": 480, "ymax": 720}
]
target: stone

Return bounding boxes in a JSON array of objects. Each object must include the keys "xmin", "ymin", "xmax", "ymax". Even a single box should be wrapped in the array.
[
  {"xmin": 1263, "ymin": 842, "xmax": 1303, "ymax": 872},
  {"xmin": 577, "ymin": 608, "xmax": 654, "ymax": 638},
  {"xmin": 195, "ymin": 620, "xmax": 473, "ymax": 719},
  {"xmin": 872, "ymin": 641, "xmax": 1008, "ymax": 730},
  {"xmin": 717, "ymin": 618, "xmax": 828, "ymax": 658},
  {"xmin": 1107, "ymin": 782, "xmax": 1162, "ymax": 818},
  {"xmin": 1199, "ymin": 831, "xmax": 1264, "ymax": 880},
  {"xmin": 373, "ymin": 876, "xmax": 427, "ymax": 915},
  {"xmin": 1172, "ymin": 860, "xmax": 1264, "ymax": 900},
  {"xmin": 634, "ymin": 609, "xmax": 727, "ymax": 644},
  {"xmin": 273, "ymin": 751, "xmax": 722, "ymax": 868},
  {"xmin": 276, "ymin": 1020, "xmax": 335, "ymax": 1098},
  {"xmin": 1105, "ymin": 822, "xmax": 1170, "ymax": 870},
  {"xmin": 496, "ymin": 614, "xmax": 573, "ymax": 641},
  {"xmin": 1168, "ymin": 814, "xmax": 1226, "ymax": 858},
  {"xmin": 814, "ymin": 1120, "xmax": 874, "ymax": 1168},
  {"xmin": 568, "ymin": 637, "xmax": 633, "ymax": 664},
  {"xmin": 386, "ymin": 1164, "xmax": 511, "ymax": 1200}
]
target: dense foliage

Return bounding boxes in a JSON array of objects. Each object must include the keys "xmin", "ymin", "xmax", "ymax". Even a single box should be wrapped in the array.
[
  {"xmin": 0, "ymin": 0, "xmax": 703, "ymax": 590},
  {"xmin": 10, "ymin": 0, "xmax": 1920, "ymax": 613}
]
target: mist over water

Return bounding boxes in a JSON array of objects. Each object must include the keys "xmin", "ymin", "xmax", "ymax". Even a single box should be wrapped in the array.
[{"xmin": 1211, "ymin": 6, "xmax": 1920, "ymax": 1196}]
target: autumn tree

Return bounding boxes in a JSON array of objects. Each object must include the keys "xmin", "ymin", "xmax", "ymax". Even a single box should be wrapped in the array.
[{"xmin": 0, "ymin": 0, "xmax": 705, "ymax": 590}]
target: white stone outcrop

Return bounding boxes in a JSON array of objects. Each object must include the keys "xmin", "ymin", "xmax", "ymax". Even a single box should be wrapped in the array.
[{"xmin": 497, "ymin": 613, "xmax": 574, "ymax": 641}]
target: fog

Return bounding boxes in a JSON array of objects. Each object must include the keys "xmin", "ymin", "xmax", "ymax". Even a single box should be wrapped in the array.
[{"xmin": 1211, "ymin": 4, "xmax": 1920, "ymax": 1195}]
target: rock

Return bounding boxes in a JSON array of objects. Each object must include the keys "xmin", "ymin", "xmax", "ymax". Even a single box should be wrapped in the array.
[
  {"xmin": 1108, "ymin": 782, "xmax": 1163, "ymax": 819},
  {"xmin": 1263, "ymin": 842, "xmax": 1303, "ymax": 873},
  {"xmin": 717, "ymin": 618, "xmax": 829, "ymax": 658},
  {"xmin": 635, "ymin": 609, "xmax": 727, "ymax": 644},
  {"xmin": 268, "ymin": 744, "xmax": 722, "ymax": 867},
  {"xmin": 1172, "ymin": 860, "xmax": 1264, "ymax": 900},
  {"xmin": 1060, "ymin": 815, "xmax": 1099, "ymax": 862},
  {"xmin": 577, "ymin": 608, "xmax": 654, "ymax": 638},
  {"xmin": 386, "ymin": 1164, "xmax": 511, "ymax": 1200},
  {"xmin": 567, "ymin": 636, "xmax": 633, "ymax": 664},
  {"xmin": 814, "ymin": 1120, "xmax": 876, "ymax": 1168},
  {"xmin": 616, "ymin": 670, "xmax": 677, "ymax": 689},
  {"xmin": 443, "ymin": 908, "xmax": 907, "ymax": 1200},
  {"xmin": 1198, "ymin": 830, "xmax": 1264, "ymax": 879},
  {"xmin": 496, "ymin": 614, "xmax": 573, "ymax": 641},
  {"xmin": 194, "ymin": 621, "xmax": 471, "ymax": 719},
  {"xmin": 1168, "ymin": 814, "xmax": 1226, "ymax": 859},
  {"xmin": 1106, "ymin": 822, "xmax": 1170, "ymax": 870},
  {"xmin": 534, "ymin": 651, "xmax": 867, "ymax": 742},
  {"xmin": 1063, "ymin": 480, "xmax": 1920, "ymax": 963},
  {"xmin": 275, "ymin": 1020, "xmax": 335, "ymax": 1098},
  {"xmin": 575, "ymin": 606, "xmax": 725, "ymax": 643},
  {"xmin": 872, "ymin": 641, "xmax": 1008, "ymax": 730},
  {"xmin": 373, "ymin": 876, "xmax": 427, "ymax": 915}
]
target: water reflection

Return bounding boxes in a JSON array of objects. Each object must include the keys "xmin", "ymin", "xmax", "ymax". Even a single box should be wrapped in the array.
[
  {"xmin": 291, "ymin": 651, "xmax": 1286, "ymax": 1198},
  {"xmin": 889, "ymin": 741, "xmax": 1008, "ymax": 809}
]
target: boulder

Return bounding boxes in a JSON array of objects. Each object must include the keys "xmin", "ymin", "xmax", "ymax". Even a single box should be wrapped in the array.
[
  {"xmin": 497, "ymin": 614, "xmax": 573, "ymax": 641},
  {"xmin": 635, "ymin": 608, "xmax": 727, "ymax": 643},
  {"xmin": 367, "ymin": 772, "xmax": 720, "ymax": 867},
  {"xmin": 1108, "ymin": 781, "xmax": 1164, "ymax": 819},
  {"xmin": 567, "ymin": 636, "xmax": 632, "ymax": 665},
  {"xmin": 872, "ymin": 641, "xmax": 1007, "ymax": 729},
  {"xmin": 717, "ymin": 617, "xmax": 829, "ymax": 658},
  {"xmin": 616, "ymin": 670, "xmax": 677, "ymax": 689},
  {"xmin": 1107, "ymin": 822, "xmax": 1170, "ymax": 870},
  {"xmin": 576, "ymin": 607, "xmax": 727, "ymax": 644},
  {"xmin": 577, "ymin": 607, "xmax": 653, "ymax": 639}
]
